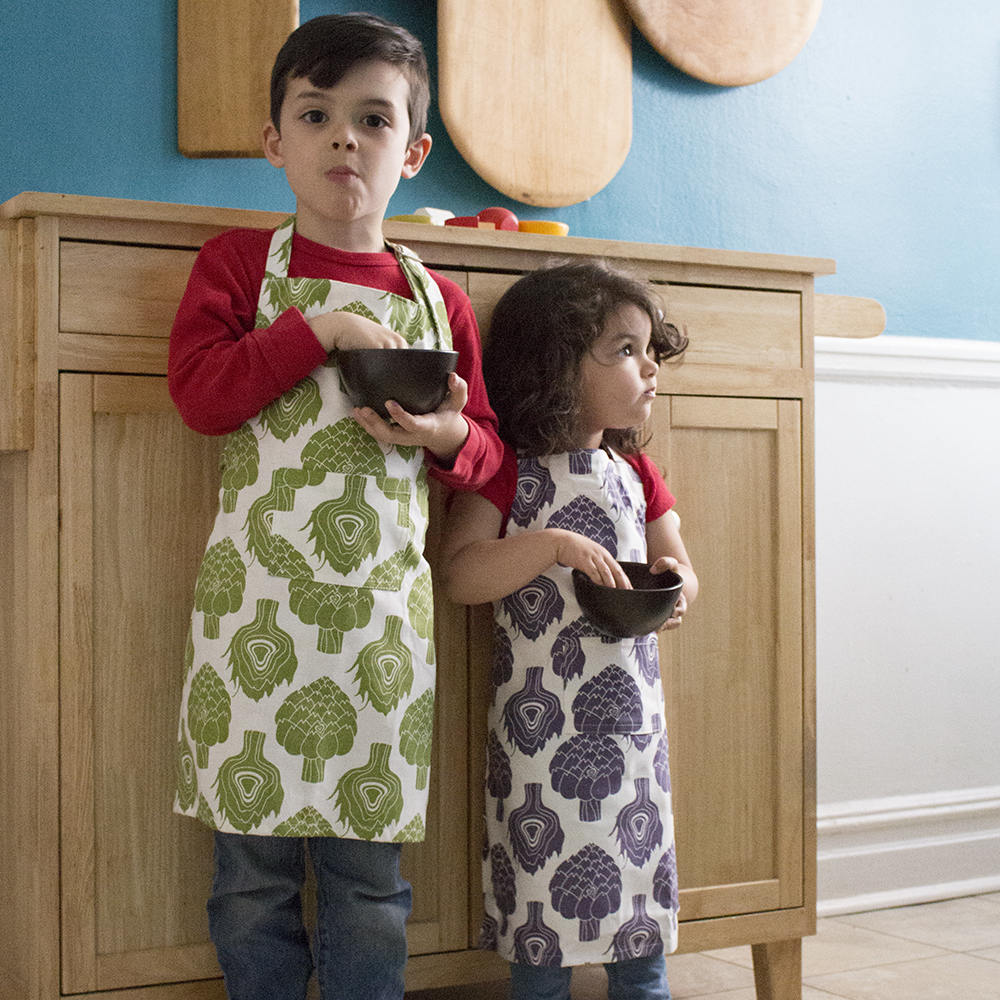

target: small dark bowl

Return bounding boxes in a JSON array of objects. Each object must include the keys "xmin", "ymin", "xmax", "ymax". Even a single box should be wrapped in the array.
[
  {"xmin": 337, "ymin": 348, "xmax": 458, "ymax": 420},
  {"xmin": 572, "ymin": 561, "xmax": 684, "ymax": 638}
]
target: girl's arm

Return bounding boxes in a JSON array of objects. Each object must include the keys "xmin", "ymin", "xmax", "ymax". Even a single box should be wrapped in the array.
[
  {"xmin": 646, "ymin": 509, "xmax": 699, "ymax": 629},
  {"xmin": 442, "ymin": 491, "xmax": 630, "ymax": 605}
]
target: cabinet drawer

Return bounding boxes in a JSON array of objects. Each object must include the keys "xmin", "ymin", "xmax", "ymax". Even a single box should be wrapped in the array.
[
  {"xmin": 60, "ymin": 241, "xmax": 197, "ymax": 339},
  {"xmin": 664, "ymin": 283, "xmax": 802, "ymax": 371}
]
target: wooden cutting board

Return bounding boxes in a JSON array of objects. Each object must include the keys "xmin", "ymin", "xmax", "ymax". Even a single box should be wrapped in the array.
[
  {"xmin": 623, "ymin": 0, "xmax": 822, "ymax": 86},
  {"xmin": 437, "ymin": 0, "xmax": 632, "ymax": 207}
]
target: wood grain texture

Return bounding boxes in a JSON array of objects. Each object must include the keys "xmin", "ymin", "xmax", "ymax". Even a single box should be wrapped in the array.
[
  {"xmin": 438, "ymin": 0, "xmax": 632, "ymax": 206},
  {"xmin": 177, "ymin": 0, "xmax": 298, "ymax": 157},
  {"xmin": 624, "ymin": 0, "xmax": 822, "ymax": 86}
]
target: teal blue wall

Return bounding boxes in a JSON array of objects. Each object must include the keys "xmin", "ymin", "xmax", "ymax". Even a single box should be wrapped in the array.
[{"xmin": 3, "ymin": 1, "xmax": 998, "ymax": 340}]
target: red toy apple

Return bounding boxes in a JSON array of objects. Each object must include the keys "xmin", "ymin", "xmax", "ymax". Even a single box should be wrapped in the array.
[{"xmin": 476, "ymin": 207, "xmax": 519, "ymax": 231}]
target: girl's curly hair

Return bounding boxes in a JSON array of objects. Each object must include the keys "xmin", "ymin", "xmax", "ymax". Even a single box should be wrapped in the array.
[{"xmin": 482, "ymin": 259, "xmax": 687, "ymax": 456}]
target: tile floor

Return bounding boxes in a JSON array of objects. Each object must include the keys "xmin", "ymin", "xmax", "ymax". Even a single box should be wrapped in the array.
[{"xmin": 406, "ymin": 893, "xmax": 1000, "ymax": 999}]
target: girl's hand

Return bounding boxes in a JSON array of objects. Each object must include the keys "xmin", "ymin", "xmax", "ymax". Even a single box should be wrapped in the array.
[
  {"xmin": 660, "ymin": 591, "xmax": 687, "ymax": 631},
  {"xmin": 308, "ymin": 310, "xmax": 407, "ymax": 352},
  {"xmin": 352, "ymin": 372, "xmax": 470, "ymax": 462},
  {"xmin": 552, "ymin": 530, "xmax": 632, "ymax": 589}
]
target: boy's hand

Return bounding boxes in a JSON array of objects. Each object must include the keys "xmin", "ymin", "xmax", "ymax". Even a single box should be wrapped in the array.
[
  {"xmin": 308, "ymin": 310, "xmax": 407, "ymax": 352},
  {"xmin": 352, "ymin": 372, "xmax": 471, "ymax": 461}
]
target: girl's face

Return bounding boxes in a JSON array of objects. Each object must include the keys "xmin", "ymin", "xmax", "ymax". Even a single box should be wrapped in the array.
[{"xmin": 575, "ymin": 302, "xmax": 658, "ymax": 449}]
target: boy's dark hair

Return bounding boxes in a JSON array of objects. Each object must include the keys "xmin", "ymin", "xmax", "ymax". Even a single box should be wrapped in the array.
[
  {"xmin": 270, "ymin": 13, "xmax": 430, "ymax": 144},
  {"xmin": 482, "ymin": 259, "xmax": 688, "ymax": 457}
]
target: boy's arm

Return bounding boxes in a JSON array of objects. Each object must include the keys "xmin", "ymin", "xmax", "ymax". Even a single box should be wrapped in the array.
[{"xmin": 167, "ymin": 232, "xmax": 327, "ymax": 435}]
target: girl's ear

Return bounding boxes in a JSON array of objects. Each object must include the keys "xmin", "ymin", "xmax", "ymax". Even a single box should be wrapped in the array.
[
  {"xmin": 401, "ymin": 133, "xmax": 432, "ymax": 179},
  {"xmin": 262, "ymin": 121, "xmax": 284, "ymax": 167}
]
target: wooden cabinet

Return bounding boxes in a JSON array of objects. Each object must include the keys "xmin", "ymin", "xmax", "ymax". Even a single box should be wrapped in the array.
[{"xmin": 0, "ymin": 193, "xmax": 831, "ymax": 999}]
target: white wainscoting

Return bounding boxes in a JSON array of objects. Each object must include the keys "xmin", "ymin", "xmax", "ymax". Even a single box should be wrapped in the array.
[{"xmin": 814, "ymin": 335, "xmax": 1000, "ymax": 916}]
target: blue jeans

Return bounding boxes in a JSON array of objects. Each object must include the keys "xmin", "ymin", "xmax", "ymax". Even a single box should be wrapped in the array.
[
  {"xmin": 208, "ymin": 832, "xmax": 412, "ymax": 1000},
  {"xmin": 510, "ymin": 955, "xmax": 671, "ymax": 1000}
]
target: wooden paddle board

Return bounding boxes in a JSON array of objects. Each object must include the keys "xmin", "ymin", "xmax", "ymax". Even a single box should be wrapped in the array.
[
  {"xmin": 623, "ymin": 0, "xmax": 822, "ymax": 86},
  {"xmin": 437, "ymin": 0, "xmax": 632, "ymax": 207}
]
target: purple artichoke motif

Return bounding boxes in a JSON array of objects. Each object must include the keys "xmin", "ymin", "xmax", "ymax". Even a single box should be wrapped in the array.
[
  {"xmin": 489, "ymin": 843, "xmax": 517, "ymax": 935},
  {"xmin": 549, "ymin": 733, "xmax": 625, "ymax": 821},
  {"xmin": 549, "ymin": 842, "xmax": 622, "ymax": 942},
  {"xmin": 508, "ymin": 783, "xmax": 565, "ymax": 874},
  {"xmin": 545, "ymin": 496, "xmax": 619, "ymax": 558},
  {"xmin": 479, "ymin": 911, "xmax": 500, "ymax": 951},
  {"xmin": 631, "ymin": 733, "xmax": 654, "ymax": 751},
  {"xmin": 568, "ymin": 450, "xmax": 594, "ymax": 475},
  {"xmin": 501, "ymin": 574, "xmax": 564, "ymax": 640},
  {"xmin": 572, "ymin": 664, "xmax": 644, "ymax": 734},
  {"xmin": 501, "ymin": 667, "xmax": 566, "ymax": 755},
  {"xmin": 613, "ymin": 778, "xmax": 663, "ymax": 866},
  {"xmin": 513, "ymin": 900, "xmax": 563, "ymax": 966},
  {"xmin": 486, "ymin": 729, "xmax": 513, "ymax": 820},
  {"xmin": 632, "ymin": 634, "xmax": 660, "ymax": 687},
  {"xmin": 602, "ymin": 464, "xmax": 633, "ymax": 521},
  {"xmin": 491, "ymin": 623, "xmax": 514, "ymax": 702},
  {"xmin": 551, "ymin": 618, "xmax": 616, "ymax": 687},
  {"xmin": 653, "ymin": 847, "xmax": 679, "ymax": 913},
  {"xmin": 511, "ymin": 457, "xmax": 556, "ymax": 527},
  {"xmin": 611, "ymin": 894, "xmax": 662, "ymax": 961},
  {"xmin": 653, "ymin": 731, "xmax": 672, "ymax": 794}
]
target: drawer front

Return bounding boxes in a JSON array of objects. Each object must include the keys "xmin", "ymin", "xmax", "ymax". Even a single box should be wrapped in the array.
[
  {"xmin": 60, "ymin": 241, "xmax": 198, "ymax": 339},
  {"xmin": 663, "ymin": 283, "xmax": 802, "ymax": 371}
]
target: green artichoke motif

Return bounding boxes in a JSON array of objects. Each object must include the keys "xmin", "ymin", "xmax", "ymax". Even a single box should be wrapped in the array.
[
  {"xmin": 379, "ymin": 475, "xmax": 412, "ymax": 529},
  {"xmin": 396, "ymin": 814, "xmax": 425, "ymax": 843},
  {"xmin": 307, "ymin": 477, "xmax": 381, "ymax": 574},
  {"xmin": 187, "ymin": 663, "xmax": 232, "ymax": 768},
  {"xmin": 380, "ymin": 292, "xmax": 422, "ymax": 345},
  {"xmin": 220, "ymin": 425, "xmax": 260, "ymax": 512},
  {"xmin": 300, "ymin": 419, "xmax": 387, "ymax": 482},
  {"xmin": 399, "ymin": 688, "xmax": 434, "ymax": 790},
  {"xmin": 196, "ymin": 793, "xmax": 216, "ymax": 828},
  {"xmin": 406, "ymin": 570, "xmax": 434, "ymax": 644},
  {"xmin": 226, "ymin": 598, "xmax": 298, "ymax": 700},
  {"xmin": 333, "ymin": 742, "xmax": 403, "ymax": 839},
  {"xmin": 364, "ymin": 544, "xmax": 420, "ymax": 591},
  {"xmin": 273, "ymin": 806, "xmax": 336, "ymax": 837},
  {"xmin": 244, "ymin": 493, "xmax": 315, "ymax": 579},
  {"xmin": 176, "ymin": 722, "xmax": 198, "ymax": 811},
  {"xmin": 288, "ymin": 578, "xmax": 375, "ymax": 653},
  {"xmin": 260, "ymin": 377, "xmax": 322, "ymax": 442},
  {"xmin": 214, "ymin": 730, "xmax": 284, "ymax": 833},
  {"xmin": 350, "ymin": 615, "xmax": 413, "ymax": 714},
  {"xmin": 193, "ymin": 537, "xmax": 247, "ymax": 639},
  {"xmin": 266, "ymin": 275, "xmax": 330, "ymax": 316},
  {"xmin": 274, "ymin": 676, "xmax": 358, "ymax": 782}
]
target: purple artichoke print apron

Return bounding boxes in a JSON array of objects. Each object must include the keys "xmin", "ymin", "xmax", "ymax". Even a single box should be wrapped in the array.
[
  {"xmin": 482, "ymin": 449, "xmax": 679, "ymax": 966},
  {"xmin": 175, "ymin": 217, "xmax": 450, "ymax": 841}
]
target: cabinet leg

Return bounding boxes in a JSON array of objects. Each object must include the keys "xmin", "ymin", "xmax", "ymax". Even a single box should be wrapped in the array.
[{"xmin": 751, "ymin": 938, "xmax": 802, "ymax": 1000}]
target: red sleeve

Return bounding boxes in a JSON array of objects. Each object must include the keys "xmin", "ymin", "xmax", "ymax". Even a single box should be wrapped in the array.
[
  {"xmin": 167, "ymin": 229, "xmax": 327, "ymax": 435},
  {"xmin": 622, "ymin": 452, "xmax": 676, "ymax": 521},
  {"xmin": 475, "ymin": 444, "xmax": 519, "ymax": 535},
  {"xmin": 424, "ymin": 271, "xmax": 503, "ymax": 492}
]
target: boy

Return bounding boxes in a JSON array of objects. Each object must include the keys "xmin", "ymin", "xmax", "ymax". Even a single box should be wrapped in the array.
[{"xmin": 169, "ymin": 14, "xmax": 502, "ymax": 1000}]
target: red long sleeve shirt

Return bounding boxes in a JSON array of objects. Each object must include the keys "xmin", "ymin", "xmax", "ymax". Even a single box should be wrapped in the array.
[{"xmin": 168, "ymin": 227, "xmax": 502, "ymax": 490}]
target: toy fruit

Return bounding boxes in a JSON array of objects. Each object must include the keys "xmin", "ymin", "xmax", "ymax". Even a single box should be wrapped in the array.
[
  {"xmin": 444, "ymin": 215, "xmax": 485, "ymax": 228},
  {"xmin": 518, "ymin": 220, "xmax": 570, "ymax": 236},
  {"xmin": 414, "ymin": 207, "xmax": 454, "ymax": 225},
  {"xmin": 476, "ymin": 207, "xmax": 519, "ymax": 231}
]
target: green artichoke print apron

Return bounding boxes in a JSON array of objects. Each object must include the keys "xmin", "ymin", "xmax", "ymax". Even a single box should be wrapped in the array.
[
  {"xmin": 482, "ymin": 449, "xmax": 679, "ymax": 965},
  {"xmin": 175, "ymin": 217, "xmax": 451, "ymax": 842}
]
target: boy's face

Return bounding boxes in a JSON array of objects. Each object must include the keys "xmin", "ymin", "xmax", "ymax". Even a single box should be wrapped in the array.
[{"xmin": 263, "ymin": 59, "xmax": 431, "ymax": 250}]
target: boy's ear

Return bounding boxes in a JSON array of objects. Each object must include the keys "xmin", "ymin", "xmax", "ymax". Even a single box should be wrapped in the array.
[
  {"xmin": 401, "ymin": 134, "xmax": 432, "ymax": 179},
  {"xmin": 262, "ymin": 121, "xmax": 284, "ymax": 167}
]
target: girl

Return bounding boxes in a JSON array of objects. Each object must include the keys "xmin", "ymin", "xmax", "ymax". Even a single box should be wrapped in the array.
[{"xmin": 443, "ymin": 260, "xmax": 698, "ymax": 1000}]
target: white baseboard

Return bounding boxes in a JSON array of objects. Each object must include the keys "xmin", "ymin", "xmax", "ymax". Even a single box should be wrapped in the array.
[
  {"xmin": 817, "ymin": 787, "xmax": 1000, "ymax": 916},
  {"xmin": 815, "ymin": 334, "xmax": 1000, "ymax": 385}
]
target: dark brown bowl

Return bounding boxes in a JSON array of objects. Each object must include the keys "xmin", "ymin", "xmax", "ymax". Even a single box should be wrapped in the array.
[
  {"xmin": 337, "ymin": 348, "xmax": 458, "ymax": 420},
  {"xmin": 572, "ymin": 561, "xmax": 684, "ymax": 638}
]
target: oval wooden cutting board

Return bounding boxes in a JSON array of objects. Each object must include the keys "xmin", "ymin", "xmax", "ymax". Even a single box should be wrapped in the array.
[
  {"xmin": 623, "ymin": 0, "xmax": 822, "ymax": 86},
  {"xmin": 437, "ymin": 0, "xmax": 632, "ymax": 207}
]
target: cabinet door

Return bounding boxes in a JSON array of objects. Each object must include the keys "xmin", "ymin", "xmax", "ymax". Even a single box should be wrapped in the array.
[
  {"xmin": 645, "ymin": 395, "xmax": 805, "ymax": 923},
  {"xmin": 58, "ymin": 374, "xmax": 468, "ymax": 993}
]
